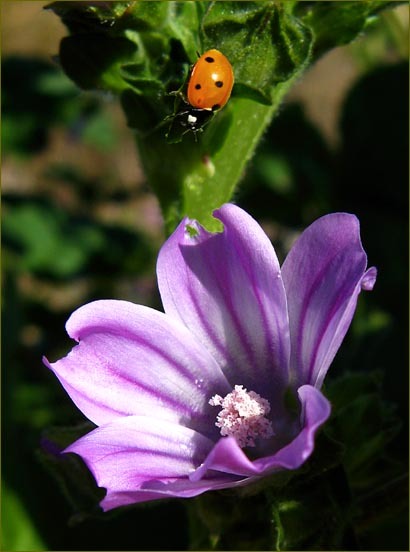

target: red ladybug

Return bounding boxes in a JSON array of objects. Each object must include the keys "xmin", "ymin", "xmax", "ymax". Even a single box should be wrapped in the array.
[{"xmin": 168, "ymin": 49, "xmax": 234, "ymax": 139}]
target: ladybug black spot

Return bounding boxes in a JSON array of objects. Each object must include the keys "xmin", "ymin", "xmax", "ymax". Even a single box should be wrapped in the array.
[
  {"xmin": 205, "ymin": 56, "xmax": 215, "ymax": 63},
  {"xmin": 195, "ymin": 84, "xmax": 201, "ymax": 90},
  {"xmin": 215, "ymin": 81, "xmax": 223, "ymax": 88}
]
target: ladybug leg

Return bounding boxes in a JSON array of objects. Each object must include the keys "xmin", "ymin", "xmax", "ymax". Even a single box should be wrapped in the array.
[
  {"xmin": 168, "ymin": 90, "xmax": 190, "ymax": 110},
  {"xmin": 167, "ymin": 91, "xmax": 190, "ymax": 121},
  {"xmin": 163, "ymin": 108, "xmax": 189, "ymax": 123},
  {"xmin": 168, "ymin": 90, "xmax": 185, "ymax": 100},
  {"xmin": 181, "ymin": 125, "xmax": 203, "ymax": 142}
]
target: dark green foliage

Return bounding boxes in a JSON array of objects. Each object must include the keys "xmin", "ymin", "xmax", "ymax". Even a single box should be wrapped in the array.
[
  {"xmin": 45, "ymin": 0, "xmax": 393, "ymax": 230},
  {"xmin": 297, "ymin": 1, "xmax": 401, "ymax": 58},
  {"xmin": 2, "ymin": 57, "xmax": 79, "ymax": 155},
  {"xmin": 2, "ymin": 196, "xmax": 152, "ymax": 279}
]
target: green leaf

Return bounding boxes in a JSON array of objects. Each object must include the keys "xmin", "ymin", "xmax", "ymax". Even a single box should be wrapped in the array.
[
  {"xmin": 2, "ymin": 198, "xmax": 153, "ymax": 279},
  {"xmin": 1, "ymin": 482, "xmax": 45, "ymax": 551},
  {"xmin": 299, "ymin": 0, "xmax": 401, "ymax": 59},
  {"xmin": 119, "ymin": 1, "xmax": 170, "ymax": 31},
  {"xmin": 324, "ymin": 370, "xmax": 383, "ymax": 412},
  {"xmin": 2, "ymin": 57, "xmax": 80, "ymax": 156},
  {"xmin": 325, "ymin": 371, "xmax": 403, "ymax": 495},
  {"xmin": 45, "ymin": 1, "xmax": 135, "ymax": 33},
  {"xmin": 2, "ymin": 202, "xmax": 103, "ymax": 277},
  {"xmin": 202, "ymin": 2, "xmax": 312, "ymax": 102},
  {"xmin": 121, "ymin": 88, "xmax": 156, "ymax": 133},
  {"xmin": 49, "ymin": 0, "xmax": 401, "ymax": 229},
  {"xmin": 59, "ymin": 34, "xmax": 137, "ymax": 92},
  {"xmin": 134, "ymin": 0, "xmax": 314, "ymax": 230},
  {"xmin": 271, "ymin": 465, "xmax": 356, "ymax": 551},
  {"xmin": 330, "ymin": 391, "xmax": 400, "ymax": 476},
  {"xmin": 81, "ymin": 111, "xmax": 119, "ymax": 151}
]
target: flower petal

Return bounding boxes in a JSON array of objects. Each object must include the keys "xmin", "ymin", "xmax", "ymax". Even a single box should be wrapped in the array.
[
  {"xmin": 361, "ymin": 266, "xmax": 377, "ymax": 291},
  {"xmin": 101, "ymin": 476, "xmax": 242, "ymax": 511},
  {"xmin": 190, "ymin": 436, "xmax": 259, "ymax": 480},
  {"xmin": 253, "ymin": 385, "xmax": 331, "ymax": 472},
  {"xmin": 45, "ymin": 300, "xmax": 230, "ymax": 434},
  {"xmin": 64, "ymin": 416, "xmax": 235, "ymax": 510},
  {"xmin": 157, "ymin": 204, "xmax": 290, "ymax": 407},
  {"xmin": 281, "ymin": 213, "xmax": 376, "ymax": 389},
  {"xmin": 191, "ymin": 385, "xmax": 330, "ymax": 480}
]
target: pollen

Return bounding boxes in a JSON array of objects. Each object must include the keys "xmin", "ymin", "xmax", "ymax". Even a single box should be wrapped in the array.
[{"xmin": 209, "ymin": 385, "xmax": 274, "ymax": 448}]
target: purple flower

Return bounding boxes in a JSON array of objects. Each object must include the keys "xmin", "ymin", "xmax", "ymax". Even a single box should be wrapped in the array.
[{"xmin": 44, "ymin": 204, "xmax": 376, "ymax": 511}]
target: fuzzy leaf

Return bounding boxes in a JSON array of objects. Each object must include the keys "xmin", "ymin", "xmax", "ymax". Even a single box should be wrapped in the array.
[
  {"xmin": 298, "ymin": 0, "xmax": 401, "ymax": 58},
  {"xmin": 49, "ymin": 0, "xmax": 401, "ymax": 229},
  {"xmin": 59, "ymin": 34, "xmax": 136, "ymax": 92}
]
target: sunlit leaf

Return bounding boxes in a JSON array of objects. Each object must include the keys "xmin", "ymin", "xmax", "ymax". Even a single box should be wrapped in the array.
[{"xmin": 1, "ymin": 483, "xmax": 45, "ymax": 551}]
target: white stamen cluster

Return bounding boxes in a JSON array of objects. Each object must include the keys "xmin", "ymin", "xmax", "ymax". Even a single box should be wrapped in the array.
[{"xmin": 209, "ymin": 385, "xmax": 274, "ymax": 448}]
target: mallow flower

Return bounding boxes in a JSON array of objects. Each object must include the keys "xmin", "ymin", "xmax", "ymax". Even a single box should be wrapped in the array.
[{"xmin": 44, "ymin": 204, "xmax": 377, "ymax": 511}]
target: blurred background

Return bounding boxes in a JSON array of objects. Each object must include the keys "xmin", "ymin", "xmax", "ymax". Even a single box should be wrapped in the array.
[{"xmin": 2, "ymin": 2, "xmax": 408, "ymax": 550}]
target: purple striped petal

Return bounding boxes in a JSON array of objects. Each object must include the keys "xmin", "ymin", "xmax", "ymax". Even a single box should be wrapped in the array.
[
  {"xmin": 157, "ymin": 204, "xmax": 290, "ymax": 409},
  {"xmin": 361, "ymin": 266, "xmax": 377, "ymax": 291},
  {"xmin": 190, "ymin": 385, "xmax": 330, "ymax": 481},
  {"xmin": 45, "ymin": 300, "xmax": 230, "ymax": 435},
  {"xmin": 64, "ymin": 416, "xmax": 237, "ymax": 510},
  {"xmin": 253, "ymin": 385, "xmax": 331, "ymax": 472},
  {"xmin": 101, "ymin": 476, "xmax": 243, "ymax": 510},
  {"xmin": 281, "ymin": 213, "xmax": 376, "ymax": 389}
]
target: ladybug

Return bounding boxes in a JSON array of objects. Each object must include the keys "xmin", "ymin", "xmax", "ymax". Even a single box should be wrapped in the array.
[
  {"xmin": 167, "ymin": 49, "xmax": 234, "ymax": 141},
  {"xmin": 187, "ymin": 49, "xmax": 234, "ymax": 111}
]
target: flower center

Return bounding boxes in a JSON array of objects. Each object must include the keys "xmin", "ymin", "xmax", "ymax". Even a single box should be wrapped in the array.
[{"xmin": 209, "ymin": 385, "xmax": 274, "ymax": 448}]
